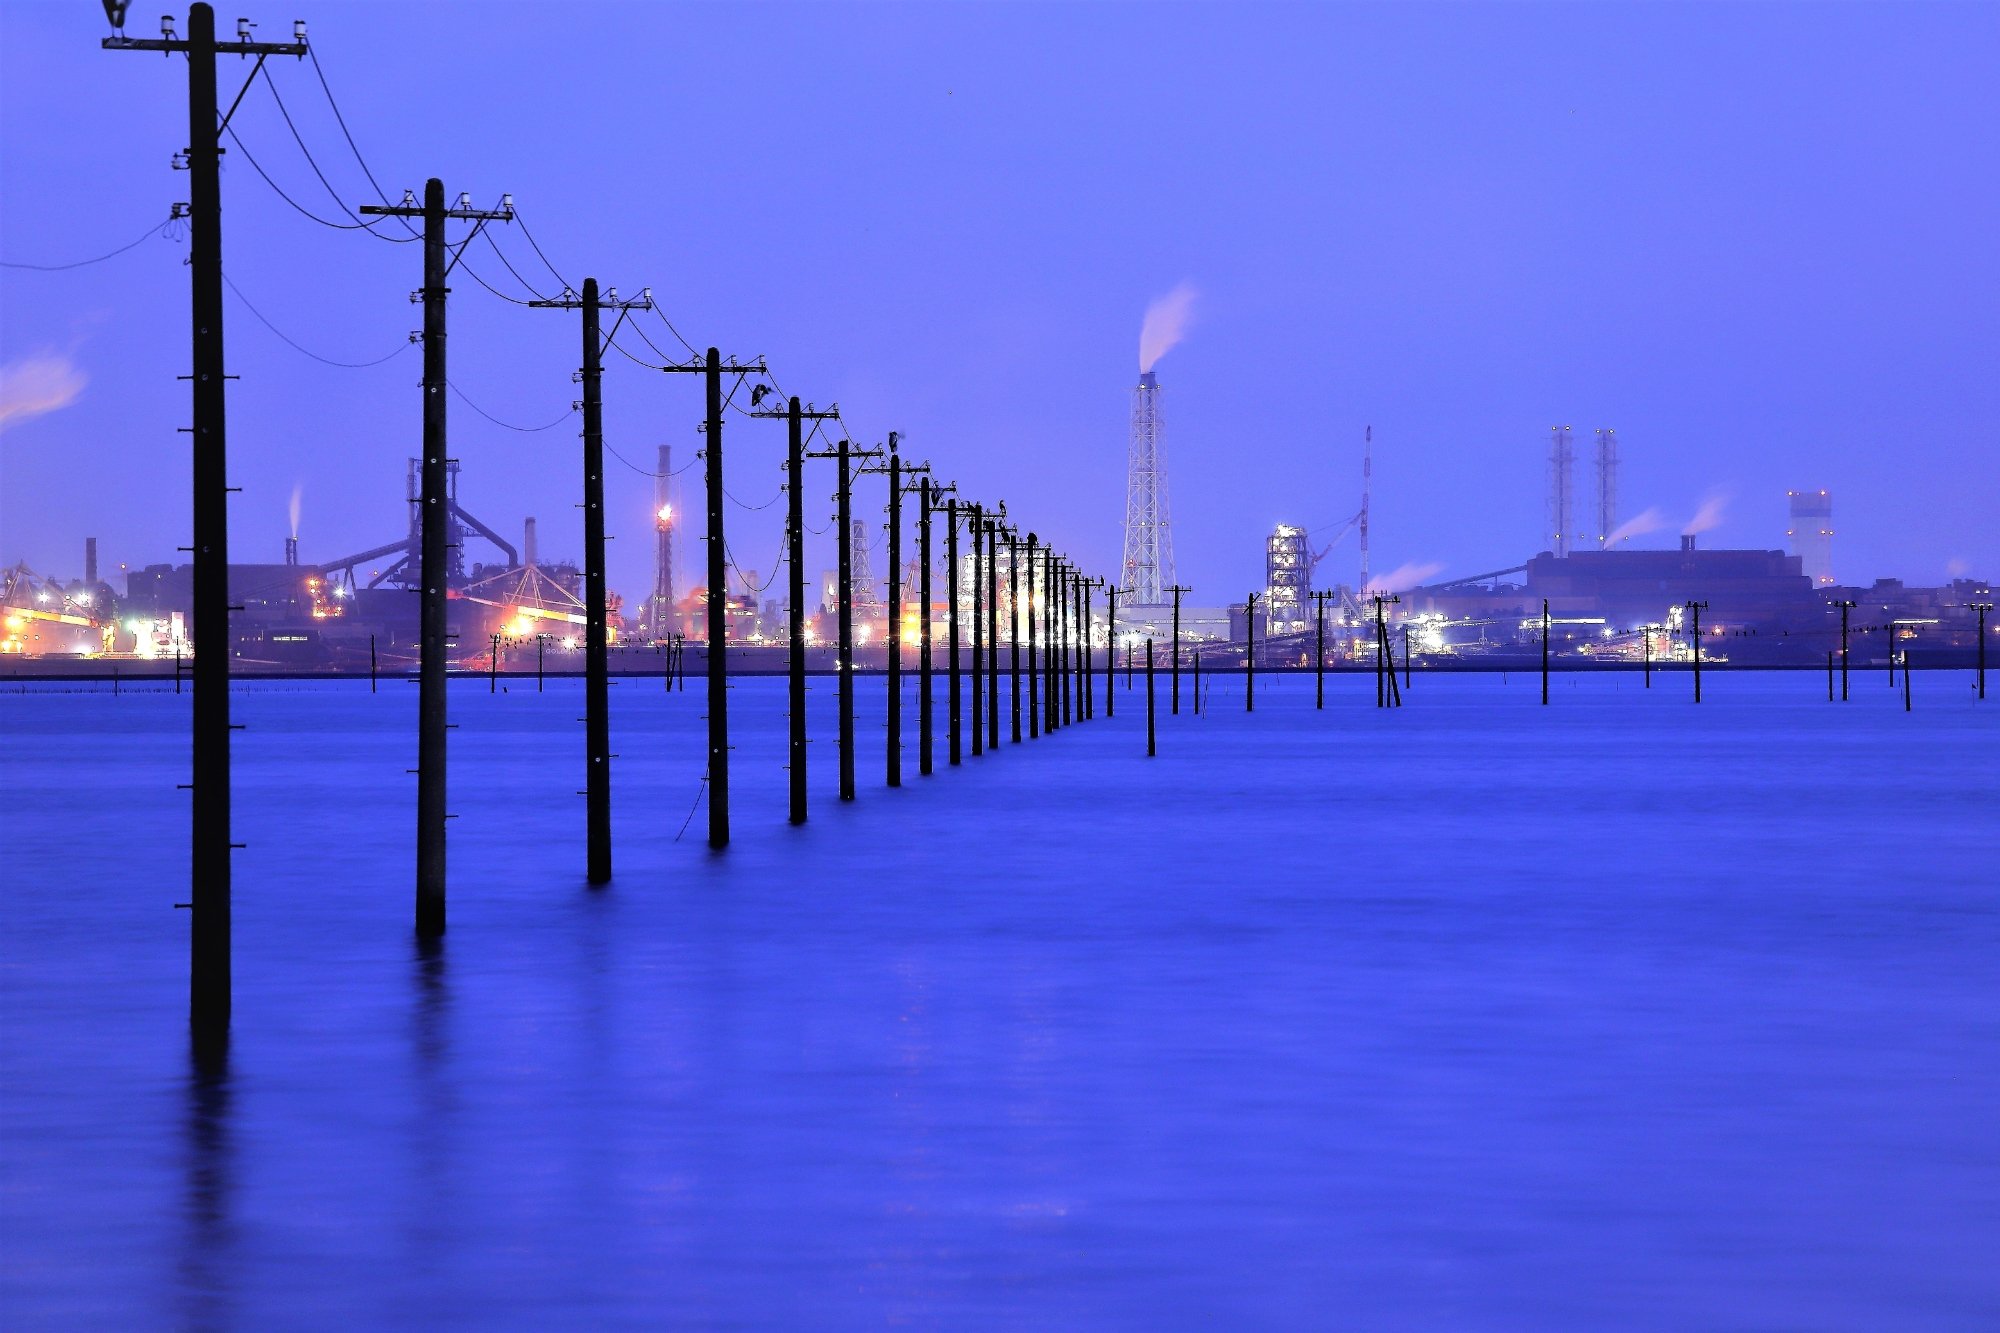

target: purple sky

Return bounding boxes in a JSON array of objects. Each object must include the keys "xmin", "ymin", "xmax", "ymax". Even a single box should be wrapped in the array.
[{"xmin": 4, "ymin": 1, "xmax": 1997, "ymax": 604}]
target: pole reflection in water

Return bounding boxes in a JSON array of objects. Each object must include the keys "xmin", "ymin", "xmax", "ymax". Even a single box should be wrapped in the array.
[{"xmin": 177, "ymin": 1030, "xmax": 235, "ymax": 1329}]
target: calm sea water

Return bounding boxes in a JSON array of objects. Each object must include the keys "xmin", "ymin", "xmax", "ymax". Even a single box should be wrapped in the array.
[{"xmin": 4, "ymin": 668, "xmax": 1996, "ymax": 1329}]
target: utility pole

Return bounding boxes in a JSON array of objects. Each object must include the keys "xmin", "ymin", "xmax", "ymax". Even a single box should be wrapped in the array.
[
  {"xmin": 1312, "ymin": 589, "xmax": 1334, "ymax": 709},
  {"xmin": 1975, "ymin": 603, "xmax": 1991, "ymax": 700},
  {"xmin": 1146, "ymin": 638, "xmax": 1157, "ymax": 756},
  {"xmin": 1833, "ymin": 599, "xmax": 1855, "ymax": 701},
  {"xmin": 884, "ymin": 439, "xmax": 904, "ymax": 786},
  {"xmin": 1070, "ymin": 566, "xmax": 1084, "ymax": 724},
  {"xmin": 660, "ymin": 348, "xmax": 763, "ymax": 844},
  {"xmin": 532, "ymin": 280, "xmax": 654, "ymax": 876},
  {"xmin": 1245, "ymin": 591, "xmax": 1259, "ymax": 712},
  {"xmin": 1541, "ymin": 599, "xmax": 1551, "ymax": 705},
  {"xmin": 1025, "ymin": 533, "xmax": 1040, "ymax": 738},
  {"xmin": 969, "ymin": 502, "xmax": 984, "ymax": 757},
  {"xmin": 360, "ymin": 180, "xmax": 513, "ymax": 934},
  {"xmin": 749, "ymin": 395, "xmax": 837, "ymax": 823},
  {"xmin": 917, "ymin": 476, "xmax": 946, "ymax": 775},
  {"xmin": 1167, "ymin": 584, "xmax": 1189, "ymax": 714},
  {"xmin": 1686, "ymin": 600, "xmax": 1709, "ymax": 703},
  {"xmin": 941, "ymin": 487, "xmax": 962, "ymax": 764},
  {"xmin": 1082, "ymin": 577, "xmax": 1101, "ymax": 721},
  {"xmin": 1010, "ymin": 525, "xmax": 1024, "ymax": 743},
  {"xmin": 810, "ymin": 433, "xmax": 878, "ymax": 799},
  {"xmin": 988, "ymin": 509, "xmax": 1003, "ymax": 750},
  {"xmin": 105, "ymin": 4, "xmax": 307, "ymax": 1032},
  {"xmin": 1375, "ymin": 594, "xmax": 1403, "ymax": 708},
  {"xmin": 1643, "ymin": 623, "xmax": 1654, "ymax": 688},
  {"xmin": 1104, "ymin": 585, "xmax": 1122, "ymax": 718}
]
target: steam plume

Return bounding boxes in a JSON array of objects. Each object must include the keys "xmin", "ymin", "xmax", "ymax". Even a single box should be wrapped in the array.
[
  {"xmin": 1365, "ymin": 561, "xmax": 1445, "ymax": 596},
  {"xmin": 0, "ymin": 354, "xmax": 86, "ymax": 428},
  {"xmin": 288, "ymin": 484, "xmax": 303, "ymax": 541},
  {"xmin": 1604, "ymin": 507, "xmax": 1665, "ymax": 548},
  {"xmin": 1682, "ymin": 491, "xmax": 1729, "ymax": 536},
  {"xmin": 1139, "ymin": 282, "xmax": 1198, "ymax": 372}
]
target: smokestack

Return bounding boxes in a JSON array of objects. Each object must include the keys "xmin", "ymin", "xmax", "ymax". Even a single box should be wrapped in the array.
[
  {"xmin": 523, "ymin": 517, "xmax": 538, "ymax": 569},
  {"xmin": 84, "ymin": 537, "xmax": 97, "ymax": 587},
  {"xmin": 284, "ymin": 537, "xmax": 299, "ymax": 566},
  {"xmin": 1681, "ymin": 534, "xmax": 1696, "ymax": 553}
]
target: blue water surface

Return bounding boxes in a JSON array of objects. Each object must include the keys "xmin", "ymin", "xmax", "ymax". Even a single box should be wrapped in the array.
[{"xmin": 4, "ymin": 668, "xmax": 1996, "ymax": 1329}]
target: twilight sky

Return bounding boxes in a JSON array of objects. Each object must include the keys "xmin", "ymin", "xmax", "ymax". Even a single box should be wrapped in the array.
[{"xmin": 3, "ymin": 0, "xmax": 1997, "ymax": 606}]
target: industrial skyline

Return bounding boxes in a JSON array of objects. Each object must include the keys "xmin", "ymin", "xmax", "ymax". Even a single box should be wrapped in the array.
[{"xmin": 4, "ymin": 3, "xmax": 1997, "ymax": 621}]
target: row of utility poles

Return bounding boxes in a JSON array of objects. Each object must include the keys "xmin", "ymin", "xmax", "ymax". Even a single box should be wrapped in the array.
[{"xmin": 110, "ymin": 5, "xmax": 1120, "ymax": 1038}]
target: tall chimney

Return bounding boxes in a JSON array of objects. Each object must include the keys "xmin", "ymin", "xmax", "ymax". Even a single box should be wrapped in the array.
[
  {"xmin": 523, "ymin": 517, "xmax": 538, "ymax": 569},
  {"xmin": 1680, "ymin": 534, "xmax": 1696, "ymax": 553},
  {"xmin": 85, "ymin": 537, "xmax": 98, "ymax": 587},
  {"xmin": 284, "ymin": 536, "xmax": 299, "ymax": 566}
]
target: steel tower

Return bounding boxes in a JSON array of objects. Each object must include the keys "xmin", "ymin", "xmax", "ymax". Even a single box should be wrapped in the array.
[
  {"xmin": 1122, "ymin": 370, "xmax": 1175, "ymax": 604},
  {"xmin": 648, "ymin": 444, "xmax": 676, "ymax": 638},
  {"xmin": 1594, "ymin": 428, "xmax": 1618, "ymax": 549},
  {"xmin": 1548, "ymin": 425, "xmax": 1575, "ymax": 558}
]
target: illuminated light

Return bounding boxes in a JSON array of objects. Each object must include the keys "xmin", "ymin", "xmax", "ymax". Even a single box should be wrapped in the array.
[
  {"xmin": 36, "ymin": 592, "xmax": 50, "ymax": 603},
  {"xmin": 561, "ymin": 637, "xmax": 578, "ymax": 650},
  {"xmin": 657, "ymin": 504, "xmax": 673, "ymax": 524},
  {"xmin": 74, "ymin": 593, "xmax": 92, "ymax": 606}
]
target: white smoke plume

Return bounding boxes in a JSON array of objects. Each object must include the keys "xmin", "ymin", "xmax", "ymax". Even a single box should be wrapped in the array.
[
  {"xmin": 0, "ymin": 354, "xmax": 86, "ymax": 428},
  {"xmin": 1946, "ymin": 557, "xmax": 1969, "ymax": 578},
  {"xmin": 1365, "ymin": 561, "xmax": 1445, "ymax": 596},
  {"xmin": 1139, "ymin": 282, "xmax": 1198, "ymax": 372},
  {"xmin": 288, "ymin": 485, "xmax": 303, "ymax": 541},
  {"xmin": 1682, "ymin": 491, "xmax": 1730, "ymax": 536},
  {"xmin": 1604, "ymin": 507, "xmax": 1665, "ymax": 548}
]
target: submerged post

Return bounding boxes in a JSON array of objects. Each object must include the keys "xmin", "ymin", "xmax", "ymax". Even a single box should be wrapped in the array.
[
  {"xmin": 987, "ymin": 513, "xmax": 1001, "ymax": 750},
  {"xmin": 886, "ymin": 441, "xmax": 903, "ymax": 788},
  {"xmin": 1838, "ymin": 600, "xmax": 1853, "ymax": 701},
  {"xmin": 1146, "ymin": 637, "xmax": 1156, "ymax": 757},
  {"xmin": 1541, "ymin": 599, "xmax": 1550, "ymax": 706},
  {"xmin": 1245, "ymin": 591, "xmax": 1258, "ymax": 712},
  {"xmin": 1025, "ymin": 532, "xmax": 1039, "ymax": 739},
  {"xmin": 1976, "ymin": 603, "xmax": 1991, "ymax": 700},
  {"xmin": 1193, "ymin": 642, "xmax": 1202, "ymax": 715},
  {"xmin": 837, "ymin": 437, "xmax": 856, "ymax": 799},
  {"xmin": 918, "ymin": 476, "xmax": 935, "ymax": 776},
  {"xmin": 946, "ymin": 494, "xmax": 963, "ymax": 763},
  {"xmin": 701, "ymin": 348, "xmax": 727, "ymax": 848},
  {"xmin": 1104, "ymin": 585, "xmax": 1120, "ymax": 718},
  {"xmin": 787, "ymin": 398, "xmax": 806, "ymax": 822},
  {"xmin": 1313, "ymin": 590, "xmax": 1328, "ymax": 709},
  {"xmin": 1168, "ymin": 584, "xmax": 1188, "ymax": 714},
  {"xmin": 1687, "ymin": 600, "xmax": 1708, "ymax": 704},
  {"xmin": 1010, "ymin": 527, "xmax": 1023, "ymax": 744},
  {"xmin": 970, "ymin": 504, "xmax": 984, "ymax": 757}
]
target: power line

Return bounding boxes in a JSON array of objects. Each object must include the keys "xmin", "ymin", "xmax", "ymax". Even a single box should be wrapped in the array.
[
  {"xmin": 223, "ymin": 118, "xmax": 382, "ymax": 232},
  {"xmin": 304, "ymin": 44, "xmax": 414, "ymax": 236},
  {"xmin": 509, "ymin": 206, "xmax": 572, "ymax": 290},
  {"xmin": 257, "ymin": 62, "xmax": 409, "ymax": 241},
  {"xmin": 1, "ymin": 213, "xmax": 181, "ymax": 270},
  {"xmin": 446, "ymin": 379, "xmax": 577, "ymax": 432},
  {"xmin": 222, "ymin": 270, "xmax": 409, "ymax": 367},
  {"xmin": 479, "ymin": 226, "xmax": 556, "ymax": 302}
]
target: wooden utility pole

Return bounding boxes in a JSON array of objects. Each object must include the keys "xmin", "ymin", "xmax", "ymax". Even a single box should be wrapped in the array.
[
  {"xmin": 106, "ymin": 4, "xmax": 307, "ymax": 1030},
  {"xmin": 749, "ymin": 395, "xmax": 837, "ymax": 823},
  {"xmin": 660, "ymin": 348, "xmax": 766, "ymax": 845},
  {"xmin": 533, "ymin": 281, "xmax": 655, "ymax": 873},
  {"xmin": 362, "ymin": 181, "xmax": 512, "ymax": 928},
  {"xmin": 1166, "ymin": 585, "xmax": 1190, "ymax": 714}
]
